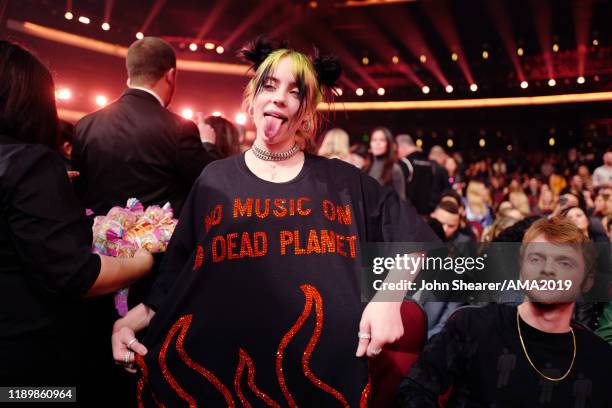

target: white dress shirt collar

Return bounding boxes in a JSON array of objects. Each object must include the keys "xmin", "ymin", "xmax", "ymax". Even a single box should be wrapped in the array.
[{"xmin": 129, "ymin": 86, "xmax": 165, "ymax": 107}]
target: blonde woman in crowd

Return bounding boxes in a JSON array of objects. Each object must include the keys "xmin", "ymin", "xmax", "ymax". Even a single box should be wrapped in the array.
[
  {"xmin": 508, "ymin": 191, "xmax": 531, "ymax": 217},
  {"xmin": 464, "ymin": 180, "xmax": 493, "ymax": 227},
  {"xmin": 318, "ymin": 127, "xmax": 351, "ymax": 162}
]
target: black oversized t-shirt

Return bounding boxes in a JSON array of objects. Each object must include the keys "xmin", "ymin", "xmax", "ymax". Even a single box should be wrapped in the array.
[{"xmin": 139, "ymin": 153, "xmax": 437, "ymax": 407}]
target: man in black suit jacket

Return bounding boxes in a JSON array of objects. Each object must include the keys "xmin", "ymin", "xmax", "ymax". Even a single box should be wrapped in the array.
[
  {"xmin": 73, "ymin": 36, "xmax": 219, "ymax": 216},
  {"xmin": 71, "ymin": 37, "xmax": 219, "ymax": 405}
]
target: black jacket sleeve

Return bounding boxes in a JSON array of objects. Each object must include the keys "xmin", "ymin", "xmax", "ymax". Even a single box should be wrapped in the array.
[{"xmin": 397, "ymin": 310, "xmax": 468, "ymax": 407}]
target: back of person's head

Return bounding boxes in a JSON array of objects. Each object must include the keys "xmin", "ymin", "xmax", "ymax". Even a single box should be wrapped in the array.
[
  {"xmin": 204, "ymin": 116, "xmax": 240, "ymax": 158},
  {"xmin": 0, "ymin": 40, "xmax": 58, "ymax": 149},
  {"xmin": 395, "ymin": 134, "xmax": 415, "ymax": 147},
  {"xmin": 318, "ymin": 128, "xmax": 350, "ymax": 160},
  {"xmin": 429, "ymin": 145, "xmax": 446, "ymax": 162},
  {"xmin": 126, "ymin": 37, "xmax": 176, "ymax": 86}
]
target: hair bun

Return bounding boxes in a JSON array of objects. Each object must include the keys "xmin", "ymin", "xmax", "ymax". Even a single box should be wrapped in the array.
[
  {"xmin": 238, "ymin": 37, "xmax": 276, "ymax": 72},
  {"xmin": 313, "ymin": 52, "xmax": 342, "ymax": 89}
]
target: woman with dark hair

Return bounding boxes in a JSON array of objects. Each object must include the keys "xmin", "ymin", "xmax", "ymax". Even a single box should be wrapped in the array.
[
  {"xmin": 363, "ymin": 126, "xmax": 406, "ymax": 200},
  {"xmin": 561, "ymin": 206, "xmax": 610, "ymax": 243},
  {"xmin": 0, "ymin": 40, "xmax": 154, "ymax": 385},
  {"xmin": 200, "ymin": 115, "xmax": 241, "ymax": 158},
  {"xmin": 111, "ymin": 39, "xmax": 437, "ymax": 406}
]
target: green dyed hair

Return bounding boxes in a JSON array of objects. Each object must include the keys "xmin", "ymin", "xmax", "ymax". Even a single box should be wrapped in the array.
[{"xmin": 243, "ymin": 49, "xmax": 323, "ymax": 147}]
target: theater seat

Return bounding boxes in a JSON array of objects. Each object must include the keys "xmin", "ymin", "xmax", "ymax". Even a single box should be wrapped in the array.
[{"xmin": 368, "ymin": 300, "xmax": 427, "ymax": 408}]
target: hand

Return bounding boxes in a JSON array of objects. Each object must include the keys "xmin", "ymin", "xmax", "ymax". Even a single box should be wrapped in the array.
[
  {"xmin": 133, "ymin": 248, "xmax": 154, "ymax": 270},
  {"xmin": 112, "ymin": 325, "xmax": 147, "ymax": 373},
  {"xmin": 198, "ymin": 122, "xmax": 216, "ymax": 144},
  {"xmin": 67, "ymin": 171, "xmax": 80, "ymax": 181},
  {"xmin": 356, "ymin": 301, "xmax": 404, "ymax": 358}
]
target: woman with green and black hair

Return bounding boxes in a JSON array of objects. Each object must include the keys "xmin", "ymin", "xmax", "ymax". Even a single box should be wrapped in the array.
[{"xmin": 112, "ymin": 39, "xmax": 437, "ymax": 406}]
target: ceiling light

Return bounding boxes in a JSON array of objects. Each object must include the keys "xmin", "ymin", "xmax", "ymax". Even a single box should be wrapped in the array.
[
  {"xmin": 181, "ymin": 108, "xmax": 194, "ymax": 120},
  {"xmin": 421, "ymin": 86, "xmax": 430, "ymax": 94},
  {"xmin": 136, "ymin": 32, "xmax": 144, "ymax": 40},
  {"xmin": 64, "ymin": 12, "xmax": 73, "ymax": 20},
  {"xmin": 95, "ymin": 95, "xmax": 108, "ymax": 107},
  {"xmin": 101, "ymin": 22, "xmax": 110, "ymax": 31},
  {"xmin": 470, "ymin": 83, "xmax": 478, "ymax": 92},
  {"xmin": 235, "ymin": 113, "xmax": 247, "ymax": 125},
  {"xmin": 189, "ymin": 43, "xmax": 198, "ymax": 51},
  {"xmin": 356, "ymin": 88, "xmax": 364, "ymax": 96},
  {"xmin": 55, "ymin": 88, "xmax": 72, "ymax": 100},
  {"xmin": 520, "ymin": 80, "xmax": 529, "ymax": 89},
  {"xmin": 377, "ymin": 87, "xmax": 385, "ymax": 96}
]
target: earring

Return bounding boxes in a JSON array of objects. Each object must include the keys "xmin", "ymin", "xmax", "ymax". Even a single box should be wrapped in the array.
[{"xmin": 302, "ymin": 121, "xmax": 311, "ymax": 132}]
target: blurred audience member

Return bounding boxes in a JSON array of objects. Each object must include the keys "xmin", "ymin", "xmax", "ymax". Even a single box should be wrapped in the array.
[
  {"xmin": 593, "ymin": 151, "xmax": 612, "ymax": 187},
  {"xmin": 349, "ymin": 143, "xmax": 367, "ymax": 169},
  {"xmin": 464, "ymin": 180, "xmax": 493, "ymax": 228},
  {"xmin": 363, "ymin": 126, "xmax": 405, "ymax": 200},
  {"xmin": 396, "ymin": 134, "xmax": 435, "ymax": 215},
  {"xmin": 429, "ymin": 145, "xmax": 451, "ymax": 207},
  {"xmin": 318, "ymin": 127, "xmax": 350, "ymax": 162},
  {"xmin": 202, "ymin": 115, "xmax": 240, "ymax": 158}
]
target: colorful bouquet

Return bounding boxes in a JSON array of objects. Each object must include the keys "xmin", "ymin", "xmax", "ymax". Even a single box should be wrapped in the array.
[{"xmin": 91, "ymin": 198, "xmax": 177, "ymax": 316}]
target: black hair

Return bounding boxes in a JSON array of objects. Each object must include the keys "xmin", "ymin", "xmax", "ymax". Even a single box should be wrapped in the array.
[{"xmin": 0, "ymin": 40, "xmax": 59, "ymax": 149}]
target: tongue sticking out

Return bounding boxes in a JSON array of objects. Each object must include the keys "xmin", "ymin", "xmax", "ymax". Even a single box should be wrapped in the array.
[{"xmin": 263, "ymin": 115, "xmax": 284, "ymax": 138}]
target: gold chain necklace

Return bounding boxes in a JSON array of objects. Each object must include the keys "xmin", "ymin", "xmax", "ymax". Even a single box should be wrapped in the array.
[{"xmin": 516, "ymin": 310, "xmax": 576, "ymax": 382}]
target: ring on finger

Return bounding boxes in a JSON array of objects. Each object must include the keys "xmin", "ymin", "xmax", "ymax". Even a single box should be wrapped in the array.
[
  {"xmin": 368, "ymin": 347, "xmax": 382, "ymax": 356},
  {"xmin": 124, "ymin": 350, "xmax": 132, "ymax": 365},
  {"xmin": 127, "ymin": 338, "xmax": 138, "ymax": 350},
  {"xmin": 357, "ymin": 331, "xmax": 371, "ymax": 340}
]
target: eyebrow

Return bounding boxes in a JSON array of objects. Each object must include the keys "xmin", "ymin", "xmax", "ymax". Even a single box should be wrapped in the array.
[{"xmin": 527, "ymin": 252, "xmax": 578, "ymax": 263}]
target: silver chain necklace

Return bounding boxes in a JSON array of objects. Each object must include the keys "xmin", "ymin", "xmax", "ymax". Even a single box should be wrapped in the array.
[{"xmin": 251, "ymin": 142, "xmax": 300, "ymax": 162}]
